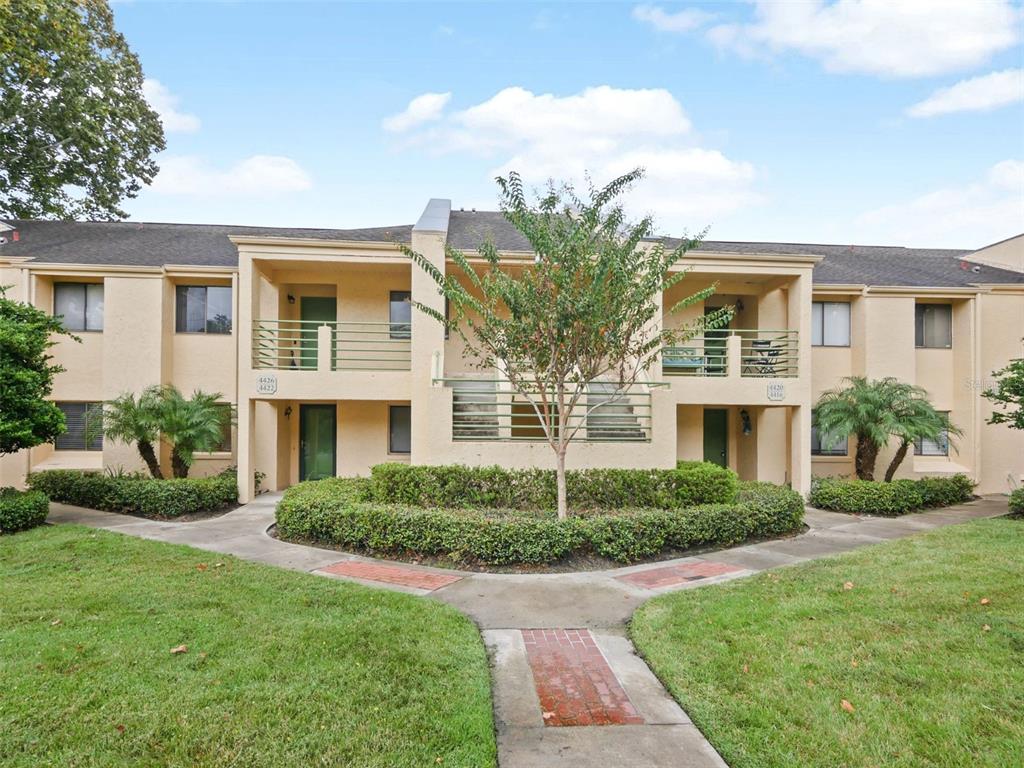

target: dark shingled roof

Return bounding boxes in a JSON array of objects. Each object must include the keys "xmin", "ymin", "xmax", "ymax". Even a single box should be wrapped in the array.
[
  {"xmin": 447, "ymin": 213, "xmax": 1023, "ymax": 288},
  {"xmin": 2, "ymin": 214, "xmax": 1022, "ymax": 288},
  {"xmin": 0, "ymin": 219, "xmax": 412, "ymax": 268}
]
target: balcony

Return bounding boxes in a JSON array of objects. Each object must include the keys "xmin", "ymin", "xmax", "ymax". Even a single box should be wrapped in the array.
[
  {"xmin": 438, "ymin": 378, "xmax": 655, "ymax": 442},
  {"xmin": 252, "ymin": 319, "xmax": 411, "ymax": 371},
  {"xmin": 663, "ymin": 329, "xmax": 798, "ymax": 379}
]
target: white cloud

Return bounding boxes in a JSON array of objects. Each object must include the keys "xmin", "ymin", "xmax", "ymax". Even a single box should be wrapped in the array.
[
  {"xmin": 632, "ymin": 4, "xmax": 715, "ymax": 33},
  {"xmin": 382, "ymin": 92, "xmax": 452, "ymax": 132},
  {"xmin": 142, "ymin": 78, "xmax": 200, "ymax": 133},
  {"xmin": 856, "ymin": 160, "xmax": 1024, "ymax": 247},
  {"xmin": 391, "ymin": 85, "xmax": 758, "ymax": 227},
  {"xmin": 706, "ymin": 0, "xmax": 1021, "ymax": 78},
  {"xmin": 907, "ymin": 69, "xmax": 1024, "ymax": 117},
  {"xmin": 151, "ymin": 155, "xmax": 312, "ymax": 196}
]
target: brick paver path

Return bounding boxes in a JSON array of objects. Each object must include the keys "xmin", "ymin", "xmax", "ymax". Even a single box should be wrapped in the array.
[
  {"xmin": 521, "ymin": 628, "xmax": 644, "ymax": 727},
  {"xmin": 616, "ymin": 560, "xmax": 745, "ymax": 589},
  {"xmin": 318, "ymin": 560, "xmax": 462, "ymax": 591}
]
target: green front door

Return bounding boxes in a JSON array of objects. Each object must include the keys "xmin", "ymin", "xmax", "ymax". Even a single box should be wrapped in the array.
[
  {"xmin": 300, "ymin": 297, "xmax": 337, "ymax": 369},
  {"xmin": 703, "ymin": 408, "xmax": 728, "ymax": 467},
  {"xmin": 299, "ymin": 404, "xmax": 336, "ymax": 481}
]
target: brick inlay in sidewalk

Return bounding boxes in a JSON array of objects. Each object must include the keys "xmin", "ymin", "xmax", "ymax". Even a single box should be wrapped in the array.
[
  {"xmin": 319, "ymin": 560, "xmax": 462, "ymax": 591},
  {"xmin": 615, "ymin": 560, "xmax": 744, "ymax": 589},
  {"xmin": 521, "ymin": 628, "xmax": 644, "ymax": 727}
]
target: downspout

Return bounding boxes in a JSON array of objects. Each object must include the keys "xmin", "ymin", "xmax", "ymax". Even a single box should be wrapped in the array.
[{"xmin": 972, "ymin": 293, "xmax": 982, "ymax": 486}]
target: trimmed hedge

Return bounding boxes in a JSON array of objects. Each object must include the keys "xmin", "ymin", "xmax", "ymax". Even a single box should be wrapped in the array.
[
  {"xmin": 275, "ymin": 476, "xmax": 803, "ymax": 565},
  {"xmin": 27, "ymin": 469, "xmax": 238, "ymax": 519},
  {"xmin": 1010, "ymin": 488, "xmax": 1023, "ymax": 517},
  {"xmin": 0, "ymin": 487, "xmax": 50, "ymax": 534},
  {"xmin": 366, "ymin": 461, "xmax": 738, "ymax": 511},
  {"xmin": 809, "ymin": 474, "xmax": 975, "ymax": 516}
]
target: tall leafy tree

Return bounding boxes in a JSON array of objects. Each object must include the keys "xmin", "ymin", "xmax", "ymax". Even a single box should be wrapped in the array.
[
  {"xmin": 404, "ymin": 169, "xmax": 729, "ymax": 519},
  {"xmin": 0, "ymin": 287, "xmax": 77, "ymax": 454},
  {"xmin": 95, "ymin": 386, "xmax": 164, "ymax": 478},
  {"xmin": 156, "ymin": 386, "xmax": 230, "ymax": 479},
  {"xmin": 0, "ymin": 0, "xmax": 165, "ymax": 219},
  {"xmin": 983, "ymin": 348, "xmax": 1024, "ymax": 431}
]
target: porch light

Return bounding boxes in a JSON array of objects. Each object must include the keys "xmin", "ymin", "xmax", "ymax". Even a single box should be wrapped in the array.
[{"xmin": 740, "ymin": 409, "xmax": 752, "ymax": 436}]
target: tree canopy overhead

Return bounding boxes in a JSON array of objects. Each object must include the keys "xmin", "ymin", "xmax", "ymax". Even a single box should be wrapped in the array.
[{"xmin": 0, "ymin": 0, "xmax": 165, "ymax": 220}]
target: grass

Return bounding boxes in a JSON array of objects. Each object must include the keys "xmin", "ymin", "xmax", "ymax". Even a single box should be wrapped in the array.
[
  {"xmin": 0, "ymin": 525, "xmax": 496, "ymax": 768},
  {"xmin": 632, "ymin": 518, "xmax": 1023, "ymax": 768}
]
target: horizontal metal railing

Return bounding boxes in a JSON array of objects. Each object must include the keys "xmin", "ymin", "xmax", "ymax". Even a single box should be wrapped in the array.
[
  {"xmin": 662, "ymin": 329, "xmax": 798, "ymax": 379},
  {"xmin": 439, "ymin": 378, "xmax": 654, "ymax": 442},
  {"xmin": 735, "ymin": 329, "xmax": 799, "ymax": 378},
  {"xmin": 662, "ymin": 335, "xmax": 729, "ymax": 377},
  {"xmin": 252, "ymin": 319, "xmax": 411, "ymax": 371}
]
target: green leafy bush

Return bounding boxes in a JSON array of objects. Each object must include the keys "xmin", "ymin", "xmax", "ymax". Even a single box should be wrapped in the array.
[
  {"xmin": 27, "ymin": 468, "xmax": 237, "ymax": 518},
  {"xmin": 276, "ymin": 475, "xmax": 800, "ymax": 565},
  {"xmin": 916, "ymin": 475, "xmax": 975, "ymax": 507},
  {"xmin": 1010, "ymin": 488, "xmax": 1023, "ymax": 517},
  {"xmin": 0, "ymin": 487, "xmax": 50, "ymax": 533},
  {"xmin": 810, "ymin": 474, "xmax": 974, "ymax": 516},
  {"xmin": 366, "ymin": 461, "xmax": 737, "ymax": 511}
]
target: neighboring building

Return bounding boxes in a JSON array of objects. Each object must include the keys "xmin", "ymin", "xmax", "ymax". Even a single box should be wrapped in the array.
[{"xmin": 1, "ymin": 202, "xmax": 1021, "ymax": 501}]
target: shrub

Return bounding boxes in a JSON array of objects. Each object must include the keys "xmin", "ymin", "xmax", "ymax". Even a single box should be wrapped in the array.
[
  {"xmin": 809, "ymin": 474, "xmax": 974, "ymax": 516},
  {"xmin": 810, "ymin": 477, "xmax": 923, "ymax": 516},
  {"xmin": 27, "ymin": 468, "xmax": 237, "ymax": 518},
  {"xmin": 1010, "ymin": 488, "xmax": 1024, "ymax": 517},
  {"xmin": 276, "ymin": 475, "xmax": 801, "ymax": 565},
  {"xmin": 916, "ymin": 474, "xmax": 975, "ymax": 507},
  {"xmin": 0, "ymin": 487, "xmax": 50, "ymax": 534},
  {"xmin": 366, "ymin": 462, "xmax": 737, "ymax": 511}
]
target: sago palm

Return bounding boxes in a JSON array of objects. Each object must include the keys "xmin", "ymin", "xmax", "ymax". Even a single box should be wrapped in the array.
[
  {"xmin": 95, "ymin": 387, "xmax": 164, "ymax": 478},
  {"xmin": 157, "ymin": 386, "xmax": 230, "ymax": 479}
]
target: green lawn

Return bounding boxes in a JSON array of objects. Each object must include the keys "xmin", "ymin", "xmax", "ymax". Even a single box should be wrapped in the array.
[
  {"xmin": 0, "ymin": 525, "xmax": 496, "ymax": 768},
  {"xmin": 632, "ymin": 518, "xmax": 1023, "ymax": 768}
]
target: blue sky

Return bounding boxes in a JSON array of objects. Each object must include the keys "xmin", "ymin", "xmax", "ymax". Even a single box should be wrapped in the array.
[{"xmin": 117, "ymin": 1, "xmax": 1024, "ymax": 248}]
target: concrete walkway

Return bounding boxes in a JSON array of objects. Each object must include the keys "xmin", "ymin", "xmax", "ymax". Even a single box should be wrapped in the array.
[{"xmin": 47, "ymin": 494, "xmax": 1010, "ymax": 768}]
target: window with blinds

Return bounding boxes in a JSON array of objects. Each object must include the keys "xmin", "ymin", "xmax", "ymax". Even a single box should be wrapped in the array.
[
  {"xmin": 55, "ymin": 402, "xmax": 103, "ymax": 451},
  {"xmin": 915, "ymin": 304, "xmax": 952, "ymax": 348},
  {"xmin": 54, "ymin": 283, "xmax": 104, "ymax": 331},
  {"xmin": 915, "ymin": 412, "xmax": 951, "ymax": 456},
  {"xmin": 811, "ymin": 301, "xmax": 850, "ymax": 346}
]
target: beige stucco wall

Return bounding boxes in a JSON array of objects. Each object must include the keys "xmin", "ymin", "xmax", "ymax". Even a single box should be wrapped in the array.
[{"xmin": 2, "ymin": 220, "xmax": 1020, "ymax": 500}]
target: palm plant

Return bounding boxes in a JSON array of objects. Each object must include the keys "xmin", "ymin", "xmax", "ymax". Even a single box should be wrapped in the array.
[
  {"xmin": 156, "ymin": 386, "xmax": 230, "ymax": 479},
  {"xmin": 94, "ymin": 387, "xmax": 164, "ymax": 478},
  {"xmin": 815, "ymin": 377, "xmax": 900, "ymax": 480},
  {"xmin": 883, "ymin": 397, "xmax": 963, "ymax": 482}
]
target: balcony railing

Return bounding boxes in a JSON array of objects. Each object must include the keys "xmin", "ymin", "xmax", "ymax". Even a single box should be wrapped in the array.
[
  {"xmin": 662, "ymin": 329, "xmax": 798, "ymax": 379},
  {"xmin": 736, "ymin": 329, "xmax": 798, "ymax": 378},
  {"xmin": 662, "ymin": 334, "xmax": 729, "ymax": 377},
  {"xmin": 252, "ymin": 319, "xmax": 411, "ymax": 371},
  {"xmin": 439, "ymin": 378, "xmax": 654, "ymax": 442}
]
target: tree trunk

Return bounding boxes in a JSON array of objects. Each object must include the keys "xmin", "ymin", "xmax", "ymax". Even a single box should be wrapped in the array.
[
  {"xmin": 170, "ymin": 449, "xmax": 190, "ymax": 479},
  {"xmin": 855, "ymin": 436, "xmax": 878, "ymax": 480},
  {"xmin": 137, "ymin": 439, "xmax": 163, "ymax": 479},
  {"xmin": 884, "ymin": 439, "xmax": 909, "ymax": 483},
  {"xmin": 556, "ymin": 448, "xmax": 568, "ymax": 520}
]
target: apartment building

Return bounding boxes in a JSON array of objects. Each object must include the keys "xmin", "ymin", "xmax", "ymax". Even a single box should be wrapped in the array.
[{"xmin": 1, "ymin": 204, "xmax": 1021, "ymax": 502}]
